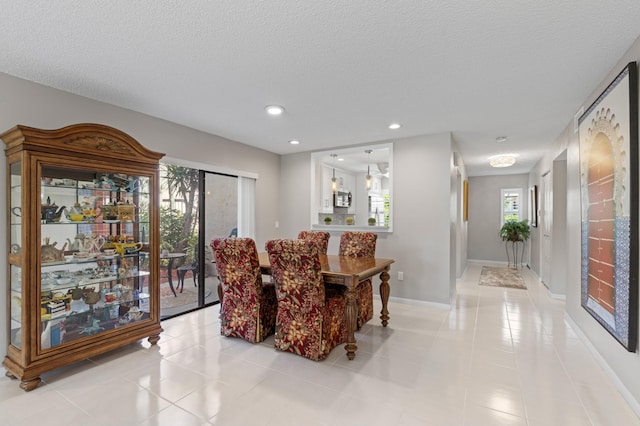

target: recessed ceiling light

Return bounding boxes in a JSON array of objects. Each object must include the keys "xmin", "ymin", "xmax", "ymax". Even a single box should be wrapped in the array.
[
  {"xmin": 389, "ymin": 123, "xmax": 401, "ymax": 130},
  {"xmin": 288, "ymin": 140, "xmax": 300, "ymax": 145},
  {"xmin": 265, "ymin": 105, "xmax": 285, "ymax": 115},
  {"xmin": 337, "ymin": 157, "xmax": 344, "ymax": 161},
  {"xmin": 496, "ymin": 136, "xmax": 508, "ymax": 143}
]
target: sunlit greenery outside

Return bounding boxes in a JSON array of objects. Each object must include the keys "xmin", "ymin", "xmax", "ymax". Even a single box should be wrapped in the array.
[{"xmin": 160, "ymin": 164, "xmax": 199, "ymax": 265}]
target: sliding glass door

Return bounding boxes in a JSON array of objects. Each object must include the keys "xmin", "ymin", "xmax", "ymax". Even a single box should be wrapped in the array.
[
  {"xmin": 202, "ymin": 171, "xmax": 238, "ymax": 306},
  {"xmin": 159, "ymin": 165, "xmax": 237, "ymax": 319}
]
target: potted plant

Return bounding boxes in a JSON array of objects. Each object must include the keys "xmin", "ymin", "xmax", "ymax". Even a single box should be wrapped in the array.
[
  {"xmin": 499, "ymin": 219, "xmax": 530, "ymax": 242},
  {"xmin": 368, "ymin": 217, "xmax": 376, "ymax": 226},
  {"xmin": 345, "ymin": 217, "xmax": 354, "ymax": 225},
  {"xmin": 323, "ymin": 216, "xmax": 332, "ymax": 225},
  {"xmin": 499, "ymin": 219, "xmax": 530, "ymax": 267}
]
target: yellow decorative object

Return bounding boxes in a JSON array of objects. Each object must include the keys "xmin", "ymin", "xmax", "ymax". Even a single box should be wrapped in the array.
[
  {"xmin": 117, "ymin": 203, "xmax": 135, "ymax": 221},
  {"xmin": 113, "ymin": 242, "xmax": 143, "ymax": 256}
]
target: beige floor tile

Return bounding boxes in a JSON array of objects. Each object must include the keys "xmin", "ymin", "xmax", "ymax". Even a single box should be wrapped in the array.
[{"xmin": 1, "ymin": 261, "xmax": 639, "ymax": 425}]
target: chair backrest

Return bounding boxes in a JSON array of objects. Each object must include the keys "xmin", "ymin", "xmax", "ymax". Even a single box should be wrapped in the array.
[
  {"xmin": 188, "ymin": 244, "xmax": 200, "ymax": 267},
  {"xmin": 211, "ymin": 237, "xmax": 262, "ymax": 299},
  {"xmin": 339, "ymin": 231, "xmax": 377, "ymax": 258},
  {"xmin": 266, "ymin": 239, "xmax": 325, "ymax": 308},
  {"xmin": 297, "ymin": 230, "xmax": 330, "ymax": 255}
]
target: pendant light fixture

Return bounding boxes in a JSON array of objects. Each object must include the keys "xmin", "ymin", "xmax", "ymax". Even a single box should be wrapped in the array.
[
  {"xmin": 330, "ymin": 154, "xmax": 338, "ymax": 193},
  {"xmin": 365, "ymin": 150, "xmax": 372, "ymax": 190}
]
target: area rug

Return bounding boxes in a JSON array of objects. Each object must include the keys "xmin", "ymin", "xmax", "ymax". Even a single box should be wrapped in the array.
[{"xmin": 478, "ymin": 266, "xmax": 527, "ymax": 289}]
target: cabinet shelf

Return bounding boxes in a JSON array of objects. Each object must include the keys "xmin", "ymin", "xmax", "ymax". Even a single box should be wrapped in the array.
[
  {"xmin": 42, "ymin": 252, "xmax": 144, "ymax": 267},
  {"xmin": 42, "ymin": 270, "xmax": 150, "ymax": 290},
  {"xmin": 42, "ymin": 182, "xmax": 150, "ymax": 194},
  {"xmin": 2, "ymin": 123, "xmax": 164, "ymax": 391},
  {"xmin": 41, "ymin": 220, "xmax": 148, "ymax": 225}
]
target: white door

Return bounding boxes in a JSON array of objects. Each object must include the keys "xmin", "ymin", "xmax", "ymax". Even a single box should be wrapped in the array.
[{"xmin": 540, "ymin": 171, "xmax": 552, "ymax": 286}]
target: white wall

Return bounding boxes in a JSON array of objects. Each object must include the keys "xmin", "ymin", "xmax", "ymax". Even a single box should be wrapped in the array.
[
  {"xmin": 453, "ymin": 145, "xmax": 468, "ymax": 280},
  {"xmin": 533, "ymin": 36, "xmax": 640, "ymax": 411},
  {"xmin": 565, "ymin": 39, "xmax": 640, "ymax": 410},
  {"xmin": 467, "ymin": 174, "xmax": 530, "ymax": 263},
  {"xmin": 279, "ymin": 133, "xmax": 460, "ymax": 305},
  {"xmin": 0, "ymin": 73, "xmax": 282, "ymax": 355}
]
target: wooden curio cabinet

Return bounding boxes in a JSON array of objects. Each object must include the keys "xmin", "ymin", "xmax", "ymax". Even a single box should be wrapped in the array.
[{"xmin": 2, "ymin": 123, "xmax": 164, "ymax": 391}]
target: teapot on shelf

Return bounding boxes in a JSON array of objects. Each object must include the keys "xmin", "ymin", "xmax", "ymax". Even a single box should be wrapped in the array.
[
  {"xmin": 66, "ymin": 203, "xmax": 85, "ymax": 222},
  {"xmin": 66, "ymin": 233, "xmax": 85, "ymax": 251},
  {"xmin": 113, "ymin": 242, "xmax": 143, "ymax": 256},
  {"xmin": 41, "ymin": 197, "xmax": 66, "ymax": 223},
  {"xmin": 81, "ymin": 207, "xmax": 101, "ymax": 222},
  {"xmin": 41, "ymin": 237, "xmax": 67, "ymax": 263},
  {"xmin": 83, "ymin": 233, "xmax": 105, "ymax": 256},
  {"xmin": 81, "ymin": 288, "xmax": 101, "ymax": 305},
  {"xmin": 67, "ymin": 285, "xmax": 85, "ymax": 301},
  {"xmin": 66, "ymin": 202, "xmax": 102, "ymax": 222}
]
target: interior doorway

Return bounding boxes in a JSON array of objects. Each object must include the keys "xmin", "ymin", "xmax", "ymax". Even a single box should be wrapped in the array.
[
  {"xmin": 549, "ymin": 150, "xmax": 568, "ymax": 297},
  {"xmin": 540, "ymin": 171, "xmax": 552, "ymax": 286}
]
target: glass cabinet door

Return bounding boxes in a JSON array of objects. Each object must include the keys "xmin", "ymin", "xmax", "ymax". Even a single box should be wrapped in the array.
[
  {"xmin": 38, "ymin": 169, "xmax": 152, "ymax": 350},
  {"xmin": 9, "ymin": 160, "xmax": 22, "ymax": 349}
]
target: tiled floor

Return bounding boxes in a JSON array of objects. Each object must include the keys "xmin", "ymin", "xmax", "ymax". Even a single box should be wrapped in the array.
[{"xmin": 1, "ymin": 262, "xmax": 639, "ymax": 425}]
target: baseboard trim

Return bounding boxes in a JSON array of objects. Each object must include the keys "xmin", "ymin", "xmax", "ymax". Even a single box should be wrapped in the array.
[
  {"xmin": 467, "ymin": 259, "xmax": 531, "ymax": 269},
  {"xmin": 549, "ymin": 292, "xmax": 566, "ymax": 300},
  {"xmin": 565, "ymin": 314, "xmax": 640, "ymax": 418},
  {"xmin": 467, "ymin": 259, "xmax": 508, "ymax": 266}
]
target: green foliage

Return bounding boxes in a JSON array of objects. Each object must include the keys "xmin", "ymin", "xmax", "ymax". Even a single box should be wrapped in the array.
[
  {"xmin": 324, "ymin": 216, "xmax": 332, "ymax": 223},
  {"xmin": 160, "ymin": 164, "xmax": 199, "ymax": 258},
  {"xmin": 499, "ymin": 219, "xmax": 530, "ymax": 242},
  {"xmin": 160, "ymin": 207, "xmax": 186, "ymax": 252}
]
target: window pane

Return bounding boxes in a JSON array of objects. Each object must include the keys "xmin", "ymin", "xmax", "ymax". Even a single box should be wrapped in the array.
[{"xmin": 501, "ymin": 188, "xmax": 522, "ymax": 224}]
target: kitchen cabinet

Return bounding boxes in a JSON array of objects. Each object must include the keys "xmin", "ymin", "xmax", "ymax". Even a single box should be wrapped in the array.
[
  {"xmin": 320, "ymin": 165, "xmax": 333, "ymax": 213},
  {"xmin": 319, "ymin": 165, "xmax": 358, "ymax": 215},
  {"xmin": 2, "ymin": 123, "xmax": 164, "ymax": 391}
]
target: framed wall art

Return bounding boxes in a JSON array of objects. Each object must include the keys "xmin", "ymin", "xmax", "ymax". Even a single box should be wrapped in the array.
[{"xmin": 578, "ymin": 61, "xmax": 638, "ymax": 352}]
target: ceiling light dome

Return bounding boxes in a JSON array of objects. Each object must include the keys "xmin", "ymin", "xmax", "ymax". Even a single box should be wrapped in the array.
[{"xmin": 489, "ymin": 154, "xmax": 517, "ymax": 168}]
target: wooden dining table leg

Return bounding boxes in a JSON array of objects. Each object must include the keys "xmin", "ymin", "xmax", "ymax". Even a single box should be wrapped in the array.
[
  {"xmin": 344, "ymin": 280, "xmax": 358, "ymax": 360},
  {"xmin": 379, "ymin": 266, "xmax": 391, "ymax": 327},
  {"xmin": 217, "ymin": 283, "xmax": 223, "ymax": 304}
]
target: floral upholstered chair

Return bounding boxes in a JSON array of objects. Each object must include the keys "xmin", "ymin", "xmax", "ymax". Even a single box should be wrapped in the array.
[
  {"xmin": 339, "ymin": 231, "xmax": 377, "ymax": 329},
  {"xmin": 266, "ymin": 239, "xmax": 347, "ymax": 361},
  {"xmin": 297, "ymin": 230, "xmax": 330, "ymax": 254},
  {"xmin": 211, "ymin": 238, "xmax": 277, "ymax": 343}
]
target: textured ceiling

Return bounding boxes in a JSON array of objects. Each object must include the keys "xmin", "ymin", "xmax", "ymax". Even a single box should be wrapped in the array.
[{"xmin": 1, "ymin": 1, "xmax": 640, "ymax": 176}]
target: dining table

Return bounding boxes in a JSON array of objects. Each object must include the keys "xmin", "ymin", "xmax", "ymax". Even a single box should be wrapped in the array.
[{"xmin": 258, "ymin": 252, "xmax": 395, "ymax": 360}]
